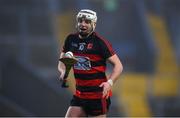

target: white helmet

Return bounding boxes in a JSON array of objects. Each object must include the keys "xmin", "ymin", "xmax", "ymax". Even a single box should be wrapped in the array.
[{"xmin": 76, "ymin": 9, "xmax": 97, "ymax": 23}]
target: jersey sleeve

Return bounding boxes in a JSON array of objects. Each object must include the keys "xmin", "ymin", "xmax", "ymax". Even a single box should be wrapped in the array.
[
  {"xmin": 99, "ymin": 38, "xmax": 115, "ymax": 59},
  {"xmin": 62, "ymin": 35, "xmax": 71, "ymax": 53}
]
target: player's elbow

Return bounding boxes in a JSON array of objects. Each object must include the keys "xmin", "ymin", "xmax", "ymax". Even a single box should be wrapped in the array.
[
  {"xmin": 58, "ymin": 63, "xmax": 63, "ymax": 72},
  {"xmin": 119, "ymin": 62, "xmax": 123, "ymax": 74},
  {"xmin": 108, "ymin": 54, "xmax": 123, "ymax": 75},
  {"xmin": 58, "ymin": 65, "xmax": 61, "ymax": 72},
  {"xmin": 116, "ymin": 61, "xmax": 123, "ymax": 75}
]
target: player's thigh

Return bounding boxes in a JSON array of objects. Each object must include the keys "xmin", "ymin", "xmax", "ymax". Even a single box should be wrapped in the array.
[{"xmin": 65, "ymin": 106, "xmax": 86, "ymax": 117}]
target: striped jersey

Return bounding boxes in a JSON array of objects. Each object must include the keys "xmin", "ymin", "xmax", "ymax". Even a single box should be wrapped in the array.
[{"xmin": 62, "ymin": 32, "xmax": 115, "ymax": 99}]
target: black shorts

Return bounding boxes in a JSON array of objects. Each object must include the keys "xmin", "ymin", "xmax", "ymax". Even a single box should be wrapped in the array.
[{"xmin": 70, "ymin": 95, "xmax": 111, "ymax": 116}]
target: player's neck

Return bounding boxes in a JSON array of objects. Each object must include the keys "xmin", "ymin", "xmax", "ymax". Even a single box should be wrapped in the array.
[{"xmin": 78, "ymin": 32, "xmax": 93, "ymax": 39}]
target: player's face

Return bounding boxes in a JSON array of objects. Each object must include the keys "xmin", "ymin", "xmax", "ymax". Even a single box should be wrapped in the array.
[{"xmin": 77, "ymin": 18, "xmax": 93, "ymax": 37}]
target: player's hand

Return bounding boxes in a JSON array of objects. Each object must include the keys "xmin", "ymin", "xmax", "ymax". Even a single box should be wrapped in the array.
[
  {"xmin": 99, "ymin": 82, "xmax": 112, "ymax": 99},
  {"xmin": 59, "ymin": 68, "xmax": 65, "ymax": 81}
]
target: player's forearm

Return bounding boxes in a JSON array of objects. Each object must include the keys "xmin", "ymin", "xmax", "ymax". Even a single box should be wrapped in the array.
[
  {"xmin": 107, "ymin": 54, "xmax": 123, "ymax": 85},
  {"xmin": 108, "ymin": 61, "xmax": 123, "ymax": 83},
  {"xmin": 58, "ymin": 52, "xmax": 65, "ymax": 71}
]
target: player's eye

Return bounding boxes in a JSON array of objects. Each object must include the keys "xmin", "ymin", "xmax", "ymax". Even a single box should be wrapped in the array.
[
  {"xmin": 78, "ymin": 18, "xmax": 83, "ymax": 23},
  {"xmin": 84, "ymin": 19, "xmax": 91, "ymax": 24},
  {"xmin": 78, "ymin": 18, "xmax": 91, "ymax": 24}
]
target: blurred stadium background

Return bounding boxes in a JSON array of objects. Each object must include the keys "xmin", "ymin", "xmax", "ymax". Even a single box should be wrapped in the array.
[{"xmin": 0, "ymin": 0, "xmax": 180, "ymax": 117}]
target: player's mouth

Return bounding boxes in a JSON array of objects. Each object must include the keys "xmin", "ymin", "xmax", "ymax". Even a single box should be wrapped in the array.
[{"xmin": 80, "ymin": 27, "xmax": 88, "ymax": 32}]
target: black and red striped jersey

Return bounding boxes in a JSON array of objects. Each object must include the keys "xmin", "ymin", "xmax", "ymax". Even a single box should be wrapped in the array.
[{"xmin": 62, "ymin": 32, "xmax": 115, "ymax": 99}]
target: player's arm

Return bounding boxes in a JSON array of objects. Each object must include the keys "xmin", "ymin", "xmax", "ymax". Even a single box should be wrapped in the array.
[
  {"xmin": 58, "ymin": 52, "xmax": 65, "ymax": 80},
  {"xmin": 58, "ymin": 35, "xmax": 71, "ymax": 80},
  {"xmin": 58, "ymin": 52, "xmax": 65, "ymax": 71},
  {"xmin": 107, "ymin": 54, "xmax": 123, "ymax": 84},
  {"xmin": 98, "ymin": 38, "xmax": 123, "ymax": 82},
  {"xmin": 98, "ymin": 38, "xmax": 123, "ymax": 98},
  {"xmin": 100, "ymin": 54, "xmax": 123, "ymax": 98}
]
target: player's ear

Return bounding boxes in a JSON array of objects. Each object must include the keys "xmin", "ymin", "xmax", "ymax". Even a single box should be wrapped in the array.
[
  {"xmin": 75, "ymin": 23, "xmax": 79, "ymax": 30},
  {"xmin": 94, "ymin": 23, "xmax": 96, "ymax": 28},
  {"xmin": 93, "ymin": 22, "xmax": 96, "ymax": 30}
]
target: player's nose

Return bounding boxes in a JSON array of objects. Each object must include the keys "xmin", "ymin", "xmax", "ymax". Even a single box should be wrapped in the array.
[{"xmin": 80, "ymin": 20, "xmax": 87, "ymax": 26}]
